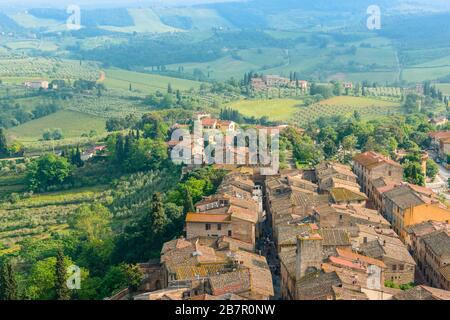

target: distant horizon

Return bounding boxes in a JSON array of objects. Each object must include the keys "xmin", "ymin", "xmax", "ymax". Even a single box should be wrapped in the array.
[{"xmin": 0, "ymin": 0, "xmax": 245, "ymax": 10}]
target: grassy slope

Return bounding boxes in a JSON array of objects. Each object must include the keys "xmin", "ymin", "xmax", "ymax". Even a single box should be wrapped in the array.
[
  {"xmin": 436, "ymin": 83, "xmax": 450, "ymax": 95},
  {"xmin": 227, "ymin": 98, "xmax": 304, "ymax": 121},
  {"xmin": 7, "ymin": 110, "xmax": 106, "ymax": 142},
  {"xmin": 403, "ymin": 55, "xmax": 450, "ymax": 82},
  {"xmin": 104, "ymin": 68, "xmax": 203, "ymax": 92},
  {"xmin": 315, "ymin": 96, "xmax": 400, "ymax": 107},
  {"xmin": 9, "ymin": 12, "xmax": 63, "ymax": 30},
  {"xmin": 0, "ymin": 185, "xmax": 107, "ymax": 254},
  {"xmin": 294, "ymin": 96, "xmax": 402, "ymax": 126},
  {"xmin": 228, "ymin": 96, "xmax": 401, "ymax": 123},
  {"xmin": 100, "ymin": 8, "xmax": 179, "ymax": 33},
  {"xmin": 154, "ymin": 7, "xmax": 233, "ymax": 30}
]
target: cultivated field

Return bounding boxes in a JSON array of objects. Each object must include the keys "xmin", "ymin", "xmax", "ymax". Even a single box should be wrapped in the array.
[
  {"xmin": 104, "ymin": 68, "xmax": 203, "ymax": 93},
  {"xmin": 7, "ymin": 110, "xmax": 107, "ymax": 142},
  {"xmin": 0, "ymin": 185, "xmax": 108, "ymax": 254},
  {"xmin": 227, "ymin": 98, "xmax": 304, "ymax": 121},
  {"xmin": 0, "ymin": 58, "xmax": 100, "ymax": 82},
  {"xmin": 293, "ymin": 96, "xmax": 402, "ymax": 125}
]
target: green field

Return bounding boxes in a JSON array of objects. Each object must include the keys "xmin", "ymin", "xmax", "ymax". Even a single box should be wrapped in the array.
[
  {"xmin": 104, "ymin": 68, "xmax": 203, "ymax": 93},
  {"xmin": 316, "ymin": 96, "xmax": 400, "ymax": 107},
  {"xmin": 294, "ymin": 96, "xmax": 402, "ymax": 125},
  {"xmin": 4, "ymin": 40, "xmax": 59, "ymax": 52},
  {"xmin": 227, "ymin": 98, "xmax": 304, "ymax": 121},
  {"xmin": 435, "ymin": 83, "xmax": 450, "ymax": 95},
  {"xmin": 0, "ymin": 185, "xmax": 108, "ymax": 253},
  {"xmin": 10, "ymin": 11, "xmax": 64, "ymax": 31},
  {"xmin": 154, "ymin": 7, "xmax": 232, "ymax": 30},
  {"xmin": 100, "ymin": 8, "xmax": 179, "ymax": 33},
  {"xmin": 0, "ymin": 58, "xmax": 100, "ymax": 81},
  {"xmin": 7, "ymin": 110, "xmax": 106, "ymax": 142}
]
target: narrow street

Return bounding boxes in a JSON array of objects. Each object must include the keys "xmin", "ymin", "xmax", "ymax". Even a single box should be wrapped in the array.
[
  {"xmin": 256, "ymin": 187, "xmax": 281, "ymax": 300},
  {"xmin": 426, "ymin": 149, "xmax": 450, "ymax": 199}
]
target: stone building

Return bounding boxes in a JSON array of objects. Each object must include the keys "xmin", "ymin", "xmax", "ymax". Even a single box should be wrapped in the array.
[{"xmin": 352, "ymin": 151, "xmax": 403, "ymax": 204}]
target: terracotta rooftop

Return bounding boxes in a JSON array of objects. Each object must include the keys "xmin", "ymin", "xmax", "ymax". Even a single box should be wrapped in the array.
[
  {"xmin": 209, "ymin": 269, "xmax": 251, "ymax": 296},
  {"xmin": 229, "ymin": 205, "xmax": 258, "ymax": 224},
  {"xmin": 336, "ymin": 248, "xmax": 386, "ymax": 269},
  {"xmin": 439, "ymin": 264, "xmax": 450, "ymax": 282},
  {"xmin": 161, "ymin": 238, "xmax": 193, "ymax": 255},
  {"xmin": 277, "ymin": 223, "xmax": 315, "ymax": 246},
  {"xmin": 319, "ymin": 229, "xmax": 351, "ymax": 247},
  {"xmin": 406, "ymin": 220, "xmax": 450, "ymax": 237},
  {"xmin": 421, "ymin": 230, "xmax": 450, "ymax": 257},
  {"xmin": 329, "ymin": 256, "xmax": 366, "ymax": 271},
  {"xmin": 185, "ymin": 212, "xmax": 231, "ymax": 223},
  {"xmin": 353, "ymin": 151, "xmax": 402, "ymax": 169},
  {"xmin": 296, "ymin": 271, "xmax": 342, "ymax": 300},
  {"xmin": 332, "ymin": 286, "xmax": 369, "ymax": 300},
  {"xmin": 429, "ymin": 131, "xmax": 450, "ymax": 140},
  {"xmin": 201, "ymin": 118, "xmax": 218, "ymax": 126},
  {"xmin": 382, "ymin": 184, "xmax": 427, "ymax": 210},
  {"xmin": 330, "ymin": 187, "xmax": 367, "ymax": 203},
  {"xmin": 394, "ymin": 285, "xmax": 450, "ymax": 300}
]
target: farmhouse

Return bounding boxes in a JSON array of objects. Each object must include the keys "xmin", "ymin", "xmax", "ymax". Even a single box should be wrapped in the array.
[{"xmin": 24, "ymin": 80, "xmax": 49, "ymax": 89}]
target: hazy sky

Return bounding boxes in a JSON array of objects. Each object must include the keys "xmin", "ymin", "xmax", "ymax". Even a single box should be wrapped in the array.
[{"xmin": 0, "ymin": 0, "xmax": 243, "ymax": 9}]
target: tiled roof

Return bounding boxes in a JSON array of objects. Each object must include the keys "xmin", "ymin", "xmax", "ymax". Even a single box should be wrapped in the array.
[
  {"xmin": 201, "ymin": 118, "xmax": 217, "ymax": 126},
  {"xmin": 371, "ymin": 177, "xmax": 402, "ymax": 193},
  {"xmin": 382, "ymin": 184, "xmax": 425, "ymax": 210},
  {"xmin": 277, "ymin": 223, "xmax": 314, "ymax": 246},
  {"xmin": 217, "ymin": 236, "xmax": 254, "ymax": 252},
  {"xmin": 319, "ymin": 229, "xmax": 351, "ymax": 247},
  {"xmin": 185, "ymin": 212, "xmax": 231, "ymax": 223},
  {"xmin": 233, "ymin": 250, "xmax": 274, "ymax": 297},
  {"xmin": 320, "ymin": 176, "xmax": 360, "ymax": 190},
  {"xmin": 209, "ymin": 269, "xmax": 251, "ymax": 296},
  {"xmin": 316, "ymin": 162, "xmax": 356, "ymax": 178},
  {"xmin": 229, "ymin": 205, "xmax": 258, "ymax": 224},
  {"xmin": 336, "ymin": 248, "xmax": 386, "ymax": 268},
  {"xmin": 353, "ymin": 151, "xmax": 402, "ymax": 169},
  {"xmin": 161, "ymin": 240, "xmax": 228, "ymax": 279},
  {"xmin": 321, "ymin": 263, "xmax": 368, "ymax": 288},
  {"xmin": 421, "ymin": 230, "xmax": 450, "ymax": 257},
  {"xmin": 359, "ymin": 239, "xmax": 416, "ymax": 265},
  {"xmin": 394, "ymin": 285, "xmax": 450, "ymax": 300},
  {"xmin": 161, "ymin": 238, "xmax": 193, "ymax": 255},
  {"xmin": 296, "ymin": 271, "xmax": 342, "ymax": 300},
  {"xmin": 406, "ymin": 220, "xmax": 450, "ymax": 237},
  {"xmin": 429, "ymin": 131, "xmax": 450, "ymax": 140},
  {"xmin": 332, "ymin": 286, "xmax": 369, "ymax": 300},
  {"xmin": 439, "ymin": 264, "xmax": 450, "ymax": 282},
  {"xmin": 278, "ymin": 248, "xmax": 297, "ymax": 279},
  {"xmin": 330, "ymin": 187, "xmax": 367, "ymax": 202},
  {"xmin": 329, "ymin": 256, "xmax": 366, "ymax": 271},
  {"xmin": 340, "ymin": 205, "xmax": 390, "ymax": 226}
]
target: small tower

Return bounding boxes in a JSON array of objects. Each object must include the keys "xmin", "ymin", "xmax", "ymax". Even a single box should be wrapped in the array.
[{"xmin": 295, "ymin": 232, "xmax": 323, "ymax": 280}]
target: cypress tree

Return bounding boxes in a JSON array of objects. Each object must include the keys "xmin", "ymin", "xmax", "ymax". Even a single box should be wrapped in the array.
[
  {"xmin": 151, "ymin": 193, "xmax": 167, "ymax": 234},
  {"xmin": 55, "ymin": 250, "xmax": 70, "ymax": 300},
  {"xmin": 0, "ymin": 128, "xmax": 7, "ymax": 156},
  {"xmin": 115, "ymin": 134, "xmax": 125, "ymax": 164},
  {"xmin": 184, "ymin": 188, "xmax": 195, "ymax": 214},
  {"xmin": 75, "ymin": 146, "xmax": 83, "ymax": 167},
  {"xmin": 0, "ymin": 260, "xmax": 17, "ymax": 300}
]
